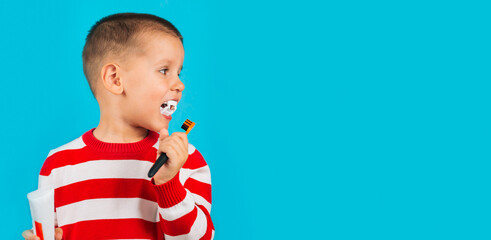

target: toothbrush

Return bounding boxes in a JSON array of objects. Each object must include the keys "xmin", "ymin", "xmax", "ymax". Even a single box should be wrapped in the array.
[{"xmin": 148, "ymin": 119, "xmax": 196, "ymax": 178}]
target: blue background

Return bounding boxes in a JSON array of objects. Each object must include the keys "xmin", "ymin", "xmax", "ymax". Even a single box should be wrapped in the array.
[{"xmin": 1, "ymin": 0, "xmax": 490, "ymax": 239}]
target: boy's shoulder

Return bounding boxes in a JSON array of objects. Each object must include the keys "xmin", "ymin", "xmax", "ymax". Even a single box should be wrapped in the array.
[
  {"xmin": 40, "ymin": 133, "xmax": 87, "ymax": 176},
  {"xmin": 47, "ymin": 135, "xmax": 86, "ymax": 158},
  {"xmin": 184, "ymin": 143, "xmax": 208, "ymax": 169}
]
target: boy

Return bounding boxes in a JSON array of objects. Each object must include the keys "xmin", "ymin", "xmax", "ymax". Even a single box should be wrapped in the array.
[{"xmin": 22, "ymin": 13, "xmax": 214, "ymax": 240}]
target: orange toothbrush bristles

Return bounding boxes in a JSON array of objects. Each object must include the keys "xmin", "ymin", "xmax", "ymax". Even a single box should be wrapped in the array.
[{"xmin": 181, "ymin": 119, "xmax": 195, "ymax": 134}]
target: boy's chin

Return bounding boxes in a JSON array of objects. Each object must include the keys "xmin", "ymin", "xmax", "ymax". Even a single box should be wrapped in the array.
[{"xmin": 150, "ymin": 119, "xmax": 170, "ymax": 132}]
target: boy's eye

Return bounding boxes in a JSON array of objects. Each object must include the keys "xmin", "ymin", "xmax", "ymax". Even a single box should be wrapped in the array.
[{"xmin": 159, "ymin": 69, "xmax": 168, "ymax": 74}]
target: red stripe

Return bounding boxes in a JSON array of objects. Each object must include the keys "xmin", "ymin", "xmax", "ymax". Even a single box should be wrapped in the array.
[
  {"xmin": 41, "ymin": 147, "xmax": 157, "ymax": 176},
  {"xmin": 55, "ymin": 178, "xmax": 156, "ymax": 207},
  {"xmin": 197, "ymin": 204, "xmax": 214, "ymax": 240},
  {"xmin": 182, "ymin": 150, "xmax": 207, "ymax": 169},
  {"xmin": 184, "ymin": 178, "xmax": 212, "ymax": 204},
  {"xmin": 160, "ymin": 206, "xmax": 198, "ymax": 236},
  {"xmin": 42, "ymin": 143, "xmax": 205, "ymax": 176},
  {"xmin": 34, "ymin": 221, "xmax": 44, "ymax": 240},
  {"xmin": 61, "ymin": 218, "xmax": 158, "ymax": 240},
  {"xmin": 154, "ymin": 173, "xmax": 187, "ymax": 208}
]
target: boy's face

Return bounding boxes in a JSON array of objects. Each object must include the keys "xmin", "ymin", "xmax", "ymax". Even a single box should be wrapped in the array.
[{"xmin": 119, "ymin": 32, "xmax": 185, "ymax": 132}]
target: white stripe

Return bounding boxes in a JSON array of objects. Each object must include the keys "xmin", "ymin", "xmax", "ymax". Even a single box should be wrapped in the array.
[
  {"xmin": 47, "ymin": 137, "xmax": 85, "ymax": 157},
  {"xmin": 191, "ymin": 193, "xmax": 212, "ymax": 213},
  {"xmin": 38, "ymin": 175, "xmax": 54, "ymax": 189},
  {"xmin": 50, "ymin": 160, "xmax": 153, "ymax": 189},
  {"xmin": 188, "ymin": 143, "xmax": 196, "ymax": 155},
  {"xmin": 152, "ymin": 139, "xmax": 159, "ymax": 150},
  {"xmin": 164, "ymin": 207, "xmax": 207, "ymax": 240},
  {"xmin": 211, "ymin": 229, "xmax": 215, "ymax": 240},
  {"xmin": 56, "ymin": 198, "xmax": 158, "ymax": 226},
  {"xmin": 179, "ymin": 166, "xmax": 212, "ymax": 185},
  {"xmin": 158, "ymin": 190, "xmax": 195, "ymax": 221}
]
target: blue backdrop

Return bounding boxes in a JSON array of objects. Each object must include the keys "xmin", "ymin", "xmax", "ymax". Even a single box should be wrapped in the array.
[{"xmin": 1, "ymin": 0, "xmax": 490, "ymax": 239}]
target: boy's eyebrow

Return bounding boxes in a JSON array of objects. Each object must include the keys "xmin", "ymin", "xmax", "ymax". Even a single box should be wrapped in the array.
[{"xmin": 157, "ymin": 58, "xmax": 183, "ymax": 71}]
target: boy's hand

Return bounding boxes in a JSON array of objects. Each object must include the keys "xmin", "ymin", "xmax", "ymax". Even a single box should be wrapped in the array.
[
  {"xmin": 22, "ymin": 228, "xmax": 63, "ymax": 240},
  {"xmin": 153, "ymin": 128, "xmax": 188, "ymax": 185}
]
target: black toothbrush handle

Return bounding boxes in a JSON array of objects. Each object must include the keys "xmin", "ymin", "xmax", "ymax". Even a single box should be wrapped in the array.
[{"xmin": 148, "ymin": 153, "xmax": 168, "ymax": 178}]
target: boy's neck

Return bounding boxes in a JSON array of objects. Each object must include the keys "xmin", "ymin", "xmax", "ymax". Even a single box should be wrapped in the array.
[{"xmin": 93, "ymin": 120, "xmax": 149, "ymax": 144}]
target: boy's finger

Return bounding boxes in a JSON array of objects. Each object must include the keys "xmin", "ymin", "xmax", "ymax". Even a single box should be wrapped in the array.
[
  {"xmin": 163, "ymin": 134, "xmax": 185, "ymax": 155},
  {"xmin": 55, "ymin": 227, "xmax": 63, "ymax": 240},
  {"xmin": 21, "ymin": 229, "xmax": 39, "ymax": 240},
  {"xmin": 172, "ymin": 132, "xmax": 188, "ymax": 152},
  {"xmin": 159, "ymin": 128, "xmax": 169, "ymax": 140}
]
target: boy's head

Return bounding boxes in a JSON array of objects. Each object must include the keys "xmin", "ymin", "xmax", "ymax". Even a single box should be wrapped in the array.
[{"xmin": 82, "ymin": 13, "xmax": 185, "ymax": 132}]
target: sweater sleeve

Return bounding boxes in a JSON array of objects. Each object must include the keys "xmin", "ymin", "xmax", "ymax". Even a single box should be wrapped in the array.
[
  {"xmin": 152, "ymin": 147, "xmax": 214, "ymax": 240},
  {"xmin": 38, "ymin": 149, "xmax": 59, "ymax": 227}
]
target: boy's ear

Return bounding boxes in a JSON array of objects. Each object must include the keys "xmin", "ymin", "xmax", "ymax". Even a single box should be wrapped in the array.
[{"xmin": 101, "ymin": 63, "xmax": 124, "ymax": 95}]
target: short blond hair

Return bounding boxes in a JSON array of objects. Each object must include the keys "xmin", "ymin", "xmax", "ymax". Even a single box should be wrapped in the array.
[{"xmin": 82, "ymin": 13, "xmax": 183, "ymax": 96}]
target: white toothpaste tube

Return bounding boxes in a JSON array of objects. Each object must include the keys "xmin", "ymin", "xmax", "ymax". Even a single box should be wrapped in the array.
[{"xmin": 27, "ymin": 187, "xmax": 55, "ymax": 240}]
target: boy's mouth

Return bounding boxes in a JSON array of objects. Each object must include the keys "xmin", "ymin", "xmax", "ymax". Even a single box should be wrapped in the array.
[{"xmin": 160, "ymin": 100, "xmax": 177, "ymax": 117}]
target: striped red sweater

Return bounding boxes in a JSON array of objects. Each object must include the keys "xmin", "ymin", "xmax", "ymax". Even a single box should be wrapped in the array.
[{"xmin": 38, "ymin": 128, "xmax": 214, "ymax": 239}]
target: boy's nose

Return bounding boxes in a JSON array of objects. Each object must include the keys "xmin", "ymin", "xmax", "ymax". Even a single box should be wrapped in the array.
[{"xmin": 172, "ymin": 77, "xmax": 185, "ymax": 92}]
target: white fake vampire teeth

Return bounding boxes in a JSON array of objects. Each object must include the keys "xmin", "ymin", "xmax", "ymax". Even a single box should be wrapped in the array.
[{"xmin": 160, "ymin": 100, "xmax": 177, "ymax": 116}]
